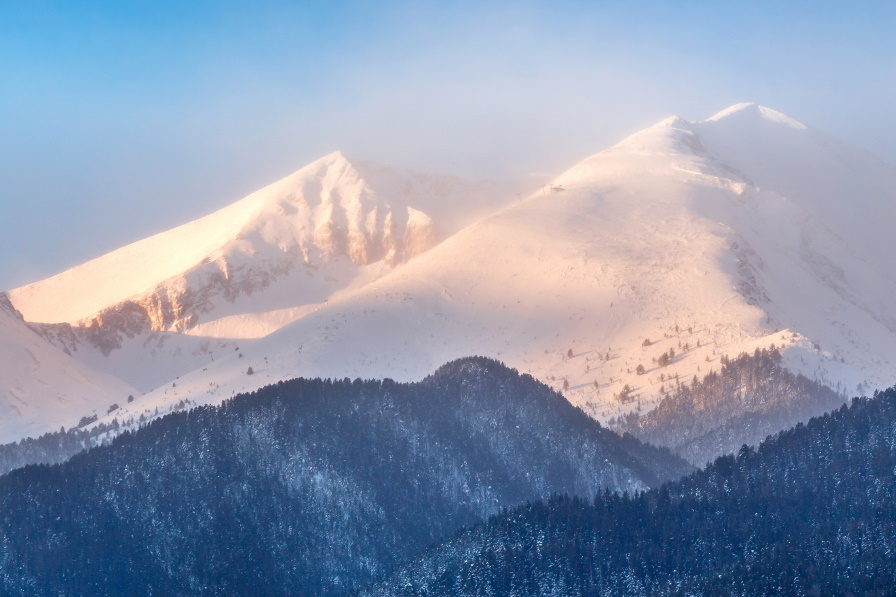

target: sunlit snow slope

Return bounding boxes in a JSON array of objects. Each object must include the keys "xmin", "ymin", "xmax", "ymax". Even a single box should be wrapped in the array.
[
  {"xmin": 9, "ymin": 153, "xmax": 515, "ymax": 392},
  {"xmin": 10, "ymin": 152, "xmax": 511, "ymax": 333},
  {"xmin": 109, "ymin": 103, "xmax": 896, "ymax": 430}
]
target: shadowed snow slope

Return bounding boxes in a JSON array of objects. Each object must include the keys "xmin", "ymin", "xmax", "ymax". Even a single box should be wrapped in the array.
[{"xmin": 0, "ymin": 293, "xmax": 136, "ymax": 443}]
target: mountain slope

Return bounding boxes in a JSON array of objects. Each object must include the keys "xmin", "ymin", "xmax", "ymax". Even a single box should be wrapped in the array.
[
  {"xmin": 0, "ymin": 357, "xmax": 690, "ymax": 596},
  {"xmin": 367, "ymin": 387, "xmax": 896, "ymax": 596},
  {"xmin": 6, "ymin": 152, "xmax": 515, "ymax": 406},
  {"xmin": 10, "ymin": 152, "xmax": 513, "ymax": 339},
  {"xmin": 114, "ymin": 103, "xmax": 896, "ymax": 439},
  {"xmin": 0, "ymin": 293, "xmax": 136, "ymax": 443}
]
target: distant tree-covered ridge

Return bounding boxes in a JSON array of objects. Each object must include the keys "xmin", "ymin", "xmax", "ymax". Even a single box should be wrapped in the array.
[
  {"xmin": 0, "ymin": 356, "xmax": 690, "ymax": 596},
  {"xmin": 614, "ymin": 347, "xmax": 846, "ymax": 465},
  {"xmin": 0, "ymin": 397, "xmax": 192, "ymax": 476},
  {"xmin": 0, "ymin": 347, "xmax": 841, "ymax": 478},
  {"xmin": 368, "ymin": 386, "xmax": 896, "ymax": 596}
]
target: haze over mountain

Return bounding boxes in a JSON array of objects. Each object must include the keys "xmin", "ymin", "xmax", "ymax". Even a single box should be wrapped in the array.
[{"xmin": 4, "ymin": 102, "xmax": 896, "ymax": 454}]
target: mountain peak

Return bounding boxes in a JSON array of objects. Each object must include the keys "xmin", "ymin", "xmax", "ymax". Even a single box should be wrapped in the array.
[
  {"xmin": 704, "ymin": 102, "xmax": 807, "ymax": 130},
  {"xmin": 316, "ymin": 149, "xmax": 349, "ymax": 165},
  {"xmin": 297, "ymin": 150, "xmax": 355, "ymax": 178},
  {"xmin": 654, "ymin": 115, "xmax": 690, "ymax": 128}
]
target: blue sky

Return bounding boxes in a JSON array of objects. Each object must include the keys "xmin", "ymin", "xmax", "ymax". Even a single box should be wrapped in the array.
[{"xmin": 2, "ymin": 1, "xmax": 895, "ymax": 289}]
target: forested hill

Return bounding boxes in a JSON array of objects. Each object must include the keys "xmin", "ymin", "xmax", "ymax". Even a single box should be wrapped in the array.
[
  {"xmin": 367, "ymin": 386, "xmax": 896, "ymax": 596},
  {"xmin": 614, "ymin": 347, "xmax": 846, "ymax": 466},
  {"xmin": 0, "ymin": 357, "xmax": 689, "ymax": 596}
]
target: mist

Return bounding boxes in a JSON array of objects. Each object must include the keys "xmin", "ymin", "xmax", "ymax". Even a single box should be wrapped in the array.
[{"xmin": 1, "ymin": 0, "xmax": 894, "ymax": 289}]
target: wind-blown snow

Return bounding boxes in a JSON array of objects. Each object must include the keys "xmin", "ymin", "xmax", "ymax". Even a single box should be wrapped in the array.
[{"xmin": 704, "ymin": 102, "xmax": 807, "ymax": 129}]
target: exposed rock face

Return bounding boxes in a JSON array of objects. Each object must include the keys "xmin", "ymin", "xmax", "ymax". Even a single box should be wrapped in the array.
[
  {"xmin": 0, "ymin": 292, "xmax": 23, "ymax": 322},
  {"xmin": 402, "ymin": 208, "xmax": 438, "ymax": 260}
]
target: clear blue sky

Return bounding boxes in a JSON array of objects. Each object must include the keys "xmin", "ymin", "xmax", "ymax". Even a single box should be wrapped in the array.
[{"xmin": 2, "ymin": 1, "xmax": 894, "ymax": 289}]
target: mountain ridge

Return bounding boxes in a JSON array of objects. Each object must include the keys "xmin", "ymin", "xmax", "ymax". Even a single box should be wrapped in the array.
[
  {"xmin": 0, "ymin": 357, "xmax": 691, "ymax": 595},
  {"xmin": 10, "ymin": 152, "xmax": 453, "ymax": 329},
  {"xmin": 6, "ymin": 154, "xmax": 517, "ymax": 397},
  {"xmin": 366, "ymin": 386, "xmax": 896, "ymax": 596},
  {"xmin": 4, "ymin": 103, "xmax": 896, "ymax": 456}
]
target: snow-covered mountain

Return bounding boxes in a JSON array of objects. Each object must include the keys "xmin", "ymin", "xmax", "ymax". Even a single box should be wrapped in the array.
[
  {"xmin": 98, "ymin": 103, "xmax": 896, "ymax": 434},
  {"xmin": 9, "ymin": 152, "xmax": 516, "ymax": 392},
  {"xmin": 12, "ymin": 152, "xmax": 511, "ymax": 333},
  {"xmin": 6, "ymin": 102, "xmax": 896, "ymax": 450},
  {"xmin": 0, "ymin": 293, "xmax": 136, "ymax": 443}
]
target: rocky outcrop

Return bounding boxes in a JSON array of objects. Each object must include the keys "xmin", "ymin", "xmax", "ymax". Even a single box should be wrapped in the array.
[
  {"xmin": 35, "ymin": 202, "xmax": 437, "ymax": 355},
  {"xmin": 0, "ymin": 292, "xmax": 23, "ymax": 322}
]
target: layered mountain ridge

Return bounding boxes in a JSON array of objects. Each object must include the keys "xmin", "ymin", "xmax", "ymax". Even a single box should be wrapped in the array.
[
  {"xmin": 0, "ymin": 358, "xmax": 690, "ymax": 595},
  {"xmin": 125, "ymin": 103, "xmax": 892, "ymax": 415},
  {"xmin": 4, "ymin": 102, "xmax": 896, "ymax": 457},
  {"xmin": 367, "ymin": 385, "xmax": 896, "ymax": 596}
]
